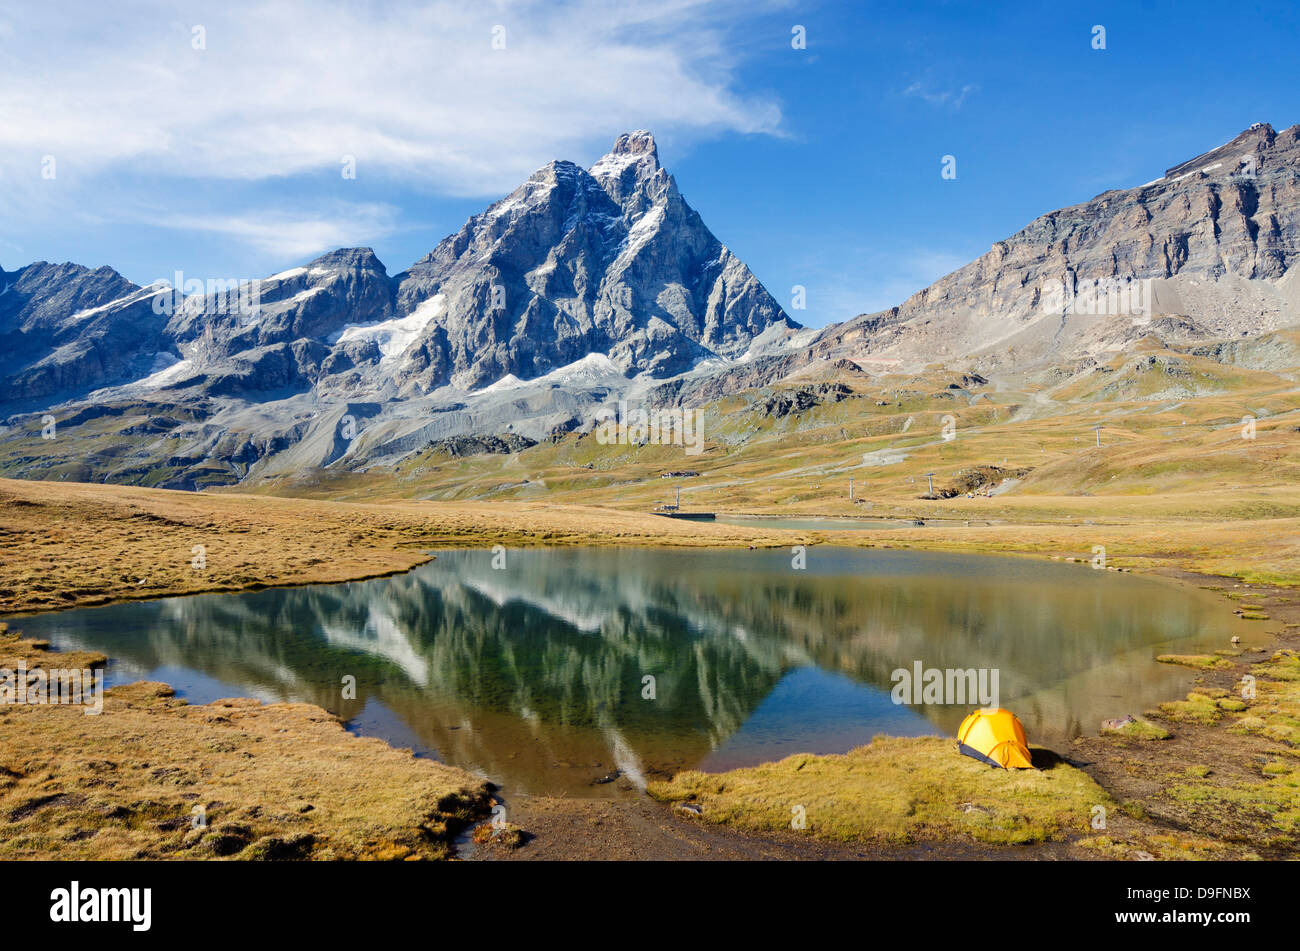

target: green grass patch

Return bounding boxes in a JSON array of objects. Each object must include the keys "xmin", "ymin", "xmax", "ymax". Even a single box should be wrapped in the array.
[
  {"xmin": 1156, "ymin": 654, "xmax": 1235, "ymax": 670},
  {"xmin": 1259, "ymin": 650, "xmax": 1300, "ymax": 681},
  {"xmin": 1159, "ymin": 692, "xmax": 1223, "ymax": 724},
  {"xmin": 647, "ymin": 736, "xmax": 1109, "ymax": 846},
  {"xmin": 1166, "ymin": 763, "xmax": 1300, "ymax": 847},
  {"xmin": 1102, "ymin": 717, "xmax": 1171, "ymax": 740}
]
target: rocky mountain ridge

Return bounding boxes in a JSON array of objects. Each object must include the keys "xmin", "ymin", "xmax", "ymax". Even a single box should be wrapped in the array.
[
  {"xmin": 0, "ymin": 133, "xmax": 801, "ymax": 486},
  {"xmin": 810, "ymin": 122, "xmax": 1300, "ymax": 375},
  {"xmin": 1, "ymin": 132, "xmax": 796, "ymax": 414},
  {"xmin": 3, "ymin": 123, "xmax": 1300, "ymax": 489}
]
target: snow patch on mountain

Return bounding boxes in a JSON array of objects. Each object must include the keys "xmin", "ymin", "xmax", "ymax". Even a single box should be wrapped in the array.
[
  {"xmin": 68, "ymin": 283, "xmax": 163, "ymax": 322},
  {"xmin": 589, "ymin": 149, "xmax": 642, "ymax": 179},
  {"xmin": 618, "ymin": 204, "xmax": 664, "ymax": 258},
  {"xmin": 479, "ymin": 352, "xmax": 625, "ymax": 394},
  {"xmin": 334, "ymin": 293, "xmax": 446, "ymax": 362},
  {"xmin": 267, "ymin": 266, "xmax": 308, "ymax": 282},
  {"xmin": 480, "ymin": 372, "xmax": 525, "ymax": 394},
  {"xmin": 549, "ymin": 352, "xmax": 624, "ymax": 385},
  {"xmin": 133, "ymin": 355, "xmax": 191, "ymax": 390}
]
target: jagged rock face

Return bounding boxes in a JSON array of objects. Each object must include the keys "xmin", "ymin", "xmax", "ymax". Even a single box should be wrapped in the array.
[
  {"xmin": 166, "ymin": 248, "xmax": 395, "ymax": 357},
  {"xmin": 391, "ymin": 131, "xmax": 796, "ymax": 390},
  {"xmin": 755, "ymin": 383, "xmax": 852, "ymax": 419},
  {"xmin": 0, "ymin": 131, "xmax": 798, "ymax": 486},
  {"xmin": 0, "ymin": 262, "xmax": 136, "ymax": 331},
  {"xmin": 9, "ymin": 124, "xmax": 1300, "ymax": 490},
  {"xmin": 815, "ymin": 123, "xmax": 1300, "ymax": 372},
  {"xmin": 426, "ymin": 433, "xmax": 538, "ymax": 457},
  {"xmin": 0, "ymin": 132, "xmax": 793, "ymax": 415},
  {"xmin": 0, "ymin": 262, "xmax": 171, "ymax": 406},
  {"xmin": 161, "ymin": 248, "xmax": 396, "ymax": 398}
]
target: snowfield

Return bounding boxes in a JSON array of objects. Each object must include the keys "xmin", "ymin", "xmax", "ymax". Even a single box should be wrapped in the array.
[{"xmin": 333, "ymin": 293, "xmax": 447, "ymax": 363}]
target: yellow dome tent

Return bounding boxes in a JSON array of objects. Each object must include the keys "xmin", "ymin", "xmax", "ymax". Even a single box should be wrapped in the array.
[{"xmin": 956, "ymin": 708, "xmax": 1035, "ymax": 769}]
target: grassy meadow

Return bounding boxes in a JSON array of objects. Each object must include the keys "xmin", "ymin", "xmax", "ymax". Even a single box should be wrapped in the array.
[{"xmin": 4, "ymin": 332, "xmax": 1300, "ymax": 858}]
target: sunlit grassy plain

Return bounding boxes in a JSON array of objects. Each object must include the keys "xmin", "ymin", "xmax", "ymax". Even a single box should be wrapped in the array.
[
  {"xmin": 4, "ymin": 333, "xmax": 1300, "ymax": 857},
  {"xmin": 0, "ymin": 626, "xmax": 492, "ymax": 860},
  {"xmin": 239, "ymin": 334, "xmax": 1300, "ymax": 586}
]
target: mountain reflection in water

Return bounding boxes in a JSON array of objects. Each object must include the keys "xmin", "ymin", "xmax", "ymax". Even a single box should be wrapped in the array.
[{"xmin": 8, "ymin": 547, "xmax": 1247, "ymax": 797}]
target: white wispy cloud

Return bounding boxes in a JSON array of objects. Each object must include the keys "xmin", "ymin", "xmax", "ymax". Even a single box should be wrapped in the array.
[
  {"xmin": 902, "ymin": 81, "xmax": 979, "ymax": 110},
  {"xmin": 0, "ymin": 0, "xmax": 784, "ymax": 195},
  {"xmin": 151, "ymin": 203, "xmax": 403, "ymax": 261}
]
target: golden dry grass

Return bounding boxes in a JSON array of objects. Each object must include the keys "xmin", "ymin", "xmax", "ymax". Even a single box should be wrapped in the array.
[
  {"xmin": 0, "ymin": 626, "xmax": 492, "ymax": 860},
  {"xmin": 0, "ymin": 477, "xmax": 821, "ymax": 615},
  {"xmin": 5, "ymin": 474, "xmax": 1300, "ymax": 860},
  {"xmin": 4, "ymin": 476, "xmax": 1299, "ymax": 618}
]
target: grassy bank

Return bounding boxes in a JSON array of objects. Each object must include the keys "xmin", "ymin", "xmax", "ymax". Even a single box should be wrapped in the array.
[
  {"xmin": 4, "ymin": 477, "xmax": 1300, "ymax": 618},
  {"xmin": 0, "ymin": 478, "xmax": 829, "ymax": 615},
  {"xmin": 0, "ymin": 626, "xmax": 492, "ymax": 860},
  {"xmin": 3, "ymin": 477, "xmax": 1300, "ymax": 860},
  {"xmin": 649, "ymin": 646, "xmax": 1300, "ymax": 859},
  {"xmin": 649, "ymin": 738, "xmax": 1108, "ymax": 847}
]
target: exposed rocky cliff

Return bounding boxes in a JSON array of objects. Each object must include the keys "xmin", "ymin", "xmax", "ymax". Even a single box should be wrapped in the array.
[
  {"xmin": 4, "ymin": 123, "xmax": 1300, "ymax": 489},
  {"xmin": 0, "ymin": 263, "xmax": 170, "ymax": 408},
  {"xmin": 2, "ymin": 133, "xmax": 794, "ymax": 415},
  {"xmin": 812, "ymin": 123, "xmax": 1300, "ymax": 373},
  {"xmin": 0, "ymin": 133, "xmax": 798, "ymax": 486},
  {"xmin": 389, "ymin": 130, "xmax": 795, "ymax": 392}
]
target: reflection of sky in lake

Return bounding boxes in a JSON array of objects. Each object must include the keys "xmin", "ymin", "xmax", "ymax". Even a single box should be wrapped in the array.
[{"xmin": 699, "ymin": 667, "xmax": 939, "ymax": 771}]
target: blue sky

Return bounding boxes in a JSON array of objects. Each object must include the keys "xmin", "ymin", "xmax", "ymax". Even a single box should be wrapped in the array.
[{"xmin": 1, "ymin": 0, "xmax": 1296, "ymax": 328}]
